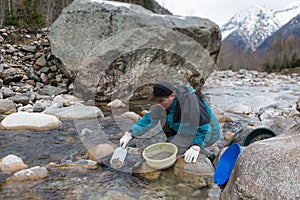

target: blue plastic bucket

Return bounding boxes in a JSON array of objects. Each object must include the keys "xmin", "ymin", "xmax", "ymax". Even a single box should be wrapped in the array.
[{"xmin": 214, "ymin": 143, "xmax": 242, "ymax": 186}]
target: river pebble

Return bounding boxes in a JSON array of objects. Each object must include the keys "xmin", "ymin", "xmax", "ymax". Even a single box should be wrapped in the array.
[
  {"xmin": 0, "ymin": 112, "xmax": 62, "ymax": 131},
  {"xmin": 0, "ymin": 155, "xmax": 28, "ymax": 173},
  {"xmin": 7, "ymin": 166, "xmax": 48, "ymax": 181}
]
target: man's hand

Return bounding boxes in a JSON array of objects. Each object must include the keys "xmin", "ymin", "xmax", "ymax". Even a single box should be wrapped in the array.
[
  {"xmin": 120, "ymin": 131, "xmax": 133, "ymax": 148},
  {"xmin": 183, "ymin": 145, "xmax": 201, "ymax": 163}
]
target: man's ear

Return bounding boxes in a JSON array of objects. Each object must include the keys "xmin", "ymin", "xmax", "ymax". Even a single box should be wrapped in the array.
[{"xmin": 170, "ymin": 93, "xmax": 175, "ymax": 100}]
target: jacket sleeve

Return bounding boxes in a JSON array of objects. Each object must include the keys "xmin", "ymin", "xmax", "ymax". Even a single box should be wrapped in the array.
[{"xmin": 129, "ymin": 113, "xmax": 159, "ymax": 137}]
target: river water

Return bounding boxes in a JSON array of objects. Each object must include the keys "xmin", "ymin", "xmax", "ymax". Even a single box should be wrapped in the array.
[
  {"xmin": 0, "ymin": 119, "xmax": 216, "ymax": 200},
  {"xmin": 0, "ymin": 70, "xmax": 299, "ymax": 199}
]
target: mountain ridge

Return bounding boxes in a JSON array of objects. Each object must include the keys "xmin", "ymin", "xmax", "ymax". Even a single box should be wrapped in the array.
[
  {"xmin": 221, "ymin": 5, "xmax": 280, "ymax": 52},
  {"xmin": 219, "ymin": 2, "xmax": 300, "ymax": 70},
  {"xmin": 221, "ymin": 2, "xmax": 300, "ymax": 51},
  {"xmin": 259, "ymin": 14, "xmax": 300, "ymax": 51}
]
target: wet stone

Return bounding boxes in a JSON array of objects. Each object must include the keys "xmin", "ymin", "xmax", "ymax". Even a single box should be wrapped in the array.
[
  {"xmin": 0, "ymin": 112, "xmax": 62, "ymax": 131},
  {"xmin": 7, "ymin": 166, "xmax": 48, "ymax": 181},
  {"xmin": 0, "ymin": 155, "xmax": 28, "ymax": 173}
]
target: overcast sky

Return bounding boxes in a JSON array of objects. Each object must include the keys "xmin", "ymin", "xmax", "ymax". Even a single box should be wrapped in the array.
[{"xmin": 156, "ymin": 0, "xmax": 298, "ymax": 26}]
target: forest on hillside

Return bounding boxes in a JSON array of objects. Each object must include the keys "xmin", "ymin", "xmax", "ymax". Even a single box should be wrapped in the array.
[
  {"xmin": 218, "ymin": 34, "xmax": 300, "ymax": 72},
  {"xmin": 0, "ymin": 0, "xmax": 74, "ymax": 27}
]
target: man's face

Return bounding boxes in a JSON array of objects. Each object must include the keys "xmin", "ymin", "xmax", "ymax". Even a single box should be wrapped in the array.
[{"xmin": 156, "ymin": 93, "xmax": 175, "ymax": 109}]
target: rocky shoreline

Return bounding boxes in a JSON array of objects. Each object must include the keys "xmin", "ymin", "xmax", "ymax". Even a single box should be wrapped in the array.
[{"xmin": 0, "ymin": 27, "xmax": 73, "ymax": 116}]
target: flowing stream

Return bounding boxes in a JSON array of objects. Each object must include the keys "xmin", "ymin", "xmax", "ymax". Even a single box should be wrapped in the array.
[
  {"xmin": 0, "ymin": 119, "xmax": 215, "ymax": 200},
  {"xmin": 1, "ymin": 70, "xmax": 299, "ymax": 199}
]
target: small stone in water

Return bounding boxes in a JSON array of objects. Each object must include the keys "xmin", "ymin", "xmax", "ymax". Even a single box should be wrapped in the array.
[{"xmin": 148, "ymin": 151, "xmax": 173, "ymax": 160}]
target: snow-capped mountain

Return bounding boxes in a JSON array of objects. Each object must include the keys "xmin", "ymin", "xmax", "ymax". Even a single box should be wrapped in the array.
[
  {"xmin": 259, "ymin": 13, "xmax": 300, "ymax": 51},
  {"xmin": 221, "ymin": 5, "xmax": 280, "ymax": 51},
  {"xmin": 219, "ymin": 1, "xmax": 300, "ymax": 70},
  {"xmin": 275, "ymin": 0, "xmax": 300, "ymax": 26},
  {"xmin": 221, "ymin": 1, "xmax": 300, "ymax": 52}
]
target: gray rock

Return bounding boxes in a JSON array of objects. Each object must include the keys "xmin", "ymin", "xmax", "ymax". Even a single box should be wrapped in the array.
[
  {"xmin": 173, "ymin": 156, "xmax": 215, "ymax": 189},
  {"xmin": 221, "ymin": 126, "xmax": 300, "ymax": 200},
  {"xmin": 43, "ymin": 104, "xmax": 104, "ymax": 120},
  {"xmin": 0, "ymin": 99, "xmax": 16, "ymax": 114},
  {"xmin": 261, "ymin": 101, "xmax": 292, "ymax": 111},
  {"xmin": 116, "ymin": 111, "xmax": 141, "ymax": 122},
  {"xmin": 0, "ymin": 112, "xmax": 62, "ymax": 131},
  {"xmin": 6, "ymin": 46, "xmax": 18, "ymax": 53},
  {"xmin": 100, "ymin": 190, "xmax": 135, "ymax": 200},
  {"xmin": 22, "ymin": 54, "xmax": 34, "ymax": 62},
  {"xmin": 26, "ymin": 69, "xmax": 40, "ymax": 82},
  {"xmin": 2, "ymin": 88, "xmax": 15, "ymax": 98},
  {"xmin": 3, "ymin": 74, "xmax": 23, "ymax": 85},
  {"xmin": 39, "ymin": 85, "xmax": 68, "ymax": 96},
  {"xmin": 230, "ymin": 126, "xmax": 257, "ymax": 146},
  {"xmin": 21, "ymin": 45, "xmax": 36, "ymax": 53},
  {"xmin": 8, "ymin": 95, "xmax": 30, "ymax": 104},
  {"xmin": 48, "ymin": 0, "xmax": 221, "ymax": 101},
  {"xmin": 0, "ymin": 155, "xmax": 28, "ymax": 173},
  {"xmin": 0, "ymin": 67, "xmax": 23, "ymax": 78},
  {"xmin": 40, "ymin": 73, "xmax": 49, "ymax": 84},
  {"xmin": 8, "ymin": 166, "xmax": 48, "ymax": 181},
  {"xmin": 17, "ymin": 104, "xmax": 33, "ymax": 112},
  {"xmin": 0, "ymin": 64, "xmax": 4, "ymax": 73},
  {"xmin": 40, "ymin": 67, "xmax": 50, "ymax": 74},
  {"xmin": 35, "ymin": 54, "xmax": 47, "ymax": 67},
  {"xmin": 87, "ymin": 143, "xmax": 115, "ymax": 162},
  {"xmin": 33, "ymin": 100, "xmax": 46, "ymax": 112}
]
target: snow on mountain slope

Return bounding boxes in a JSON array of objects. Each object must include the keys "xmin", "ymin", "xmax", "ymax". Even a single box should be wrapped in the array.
[
  {"xmin": 221, "ymin": 5, "xmax": 280, "ymax": 51},
  {"xmin": 275, "ymin": 0, "xmax": 300, "ymax": 26},
  {"xmin": 258, "ymin": 13, "xmax": 300, "ymax": 51}
]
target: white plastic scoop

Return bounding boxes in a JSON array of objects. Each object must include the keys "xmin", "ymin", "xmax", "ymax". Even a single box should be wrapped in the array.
[{"xmin": 110, "ymin": 147, "xmax": 127, "ymax": 168}]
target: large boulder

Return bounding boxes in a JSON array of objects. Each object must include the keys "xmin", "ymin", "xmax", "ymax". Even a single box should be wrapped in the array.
[
  {"xmin": 109, "ymin": 0, "xmax": 172, "ymax": 15},
  {"xmin": 221, "ymin": 124, "xmax": 300, "ymax": 200},
  {"xmin": 48, "ymin": 0, "xmax": 221, "ymax": 101}
]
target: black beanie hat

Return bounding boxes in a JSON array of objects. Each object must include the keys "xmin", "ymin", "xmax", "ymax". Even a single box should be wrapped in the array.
[{"xmin": 153, "ymin": 81, "xmax": 175, "ymax": 97}]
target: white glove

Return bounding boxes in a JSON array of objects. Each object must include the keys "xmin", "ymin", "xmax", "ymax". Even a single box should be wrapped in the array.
[
  {"xmin": 183, "ymin": 145, "xmax": 201, "ymax": 163},
  {"xmin": 120, "ymin": 131, "xmax": 133, "ymax": 148}
]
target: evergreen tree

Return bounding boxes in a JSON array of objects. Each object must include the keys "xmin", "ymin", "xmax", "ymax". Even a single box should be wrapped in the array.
[
  {"xmin": 16, "ymin": 0, "xmax": 46, "ymax": 27},
  {"xmin": 3, "ymin": 0, "xmax": 19, "ymax": 26},
  {"xmin": 290, "ymin": 53, "xmax": 300, "ymax": 68}
]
